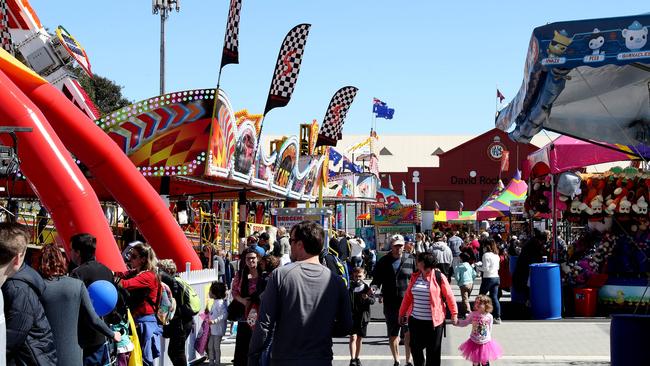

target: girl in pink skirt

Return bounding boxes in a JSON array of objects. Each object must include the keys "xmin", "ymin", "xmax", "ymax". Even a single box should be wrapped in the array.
[{"xmin": 455, "ymin": 294, "xmax": 503, "ymax": 365}]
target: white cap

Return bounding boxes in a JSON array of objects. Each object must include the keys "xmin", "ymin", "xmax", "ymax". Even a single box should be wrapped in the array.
[{"xmin": 391, "ymin": 234, "xmax": 405, "ymax": 246}]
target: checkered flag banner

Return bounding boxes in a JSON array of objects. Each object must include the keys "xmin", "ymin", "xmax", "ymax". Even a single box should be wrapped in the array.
[
  {"xmin": 316, "ymin": 86, "xmax": 359, "ymax": 147},
  {"xmin": 263, "ymin": 23, "xmax": 311, "ymax": 115},
  {"xmin": 0, "ymin": 0, "xmax": 13, "ymax": 55},
  {"xmin": 220, "ymin": 0, "xmax": 242, "ymax": 69}
]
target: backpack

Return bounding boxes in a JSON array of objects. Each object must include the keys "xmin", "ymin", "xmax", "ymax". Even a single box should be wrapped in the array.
[
  {"xmin": 321, "ymin": 246, "xmax": 350, "ymax": 288},
  {"xmin": 175, "ymin": 277, "xmax": 201, "ymax": 317},
  {"xmin": 156, "ymin": 281, "xmax": 176, "ymax": 325}
]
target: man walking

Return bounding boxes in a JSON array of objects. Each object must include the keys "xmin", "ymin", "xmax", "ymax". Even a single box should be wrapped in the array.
[
  {"xmin": 1, "ymin": 223, "xmax": 57, "ymax": 365},
  {"xmin": 370, "ymin": 235, "xmax": 415, "ymax": 366},
  {"xmin": 248, "ymin": 221, "xmax": 352, "ymax": 366},
  {"xmin": 70, "ymin": 233, "xmax": 116, "ymax": 365},
  {"xmin": 447, "ymin": 231, "xmax": 464, "ymax": 269},
  {"xmin": 429, "ymin": 232, "xmax": 453, "ymax": 280}
]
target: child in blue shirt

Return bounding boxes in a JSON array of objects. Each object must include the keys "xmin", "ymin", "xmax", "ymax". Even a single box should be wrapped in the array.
[{"xmin": 454, "ymin": 252, "xmax": 477, "ymax": 317}]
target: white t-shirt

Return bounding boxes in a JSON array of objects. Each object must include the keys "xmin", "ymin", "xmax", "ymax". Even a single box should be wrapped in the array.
[
  {"xmin": 477, "ymin": 252, "xmax": 500, "ymax": 278},
  {"xmin": 349, "ymin": 239, "xmax": 365, "ymax": 258}
]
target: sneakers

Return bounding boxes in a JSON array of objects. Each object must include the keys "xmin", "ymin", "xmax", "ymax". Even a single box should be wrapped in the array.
[
  {"xmin": 494, "ymin": 318, "xmax": 502, "ymax": 324},
  {"xmin": 349, "ymin": 359, "xmax": 362, "ymax": 366}
]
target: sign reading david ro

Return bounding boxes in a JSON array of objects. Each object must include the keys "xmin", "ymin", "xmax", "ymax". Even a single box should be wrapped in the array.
[{"xmin": 450, "ymin": 176, "xmax": 500, "ymax": 185}]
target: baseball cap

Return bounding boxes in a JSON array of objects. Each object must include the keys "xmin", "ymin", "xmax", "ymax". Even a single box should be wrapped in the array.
[
  {"xmin": 247, "ymin": 235, "xmax": 258, "ymax": 245},
  {"xmin": 404, "ymin": 235, "xmax": 415, "ymax": 243},
  {"xmin": 434, "ymin": 232, "xmax": 444, "ymax": 241},
  {"xmin": 391, "ymin": 234, "xmax": 405, "ymax": 246}
]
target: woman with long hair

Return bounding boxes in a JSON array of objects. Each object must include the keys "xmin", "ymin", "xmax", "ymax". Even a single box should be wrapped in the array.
[
  {"xmin": 476, "ymin": 238, "xmax": 502, "ymax": 324},
  {"xmin": 231, "ymin": 247, "xmax": 263, "ymax": 366},
  {"xmin": 39, "ymin": 243, "xmax": 120, "ymax": 366},
  {"xmin": 115, "ymin": 243, "xmax": 162, "ymax": 366}
]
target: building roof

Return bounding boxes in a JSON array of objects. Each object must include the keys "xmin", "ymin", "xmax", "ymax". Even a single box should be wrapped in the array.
[{"xmin": 262, "ymin": 132, "xmax": 554, "ymax": 173}]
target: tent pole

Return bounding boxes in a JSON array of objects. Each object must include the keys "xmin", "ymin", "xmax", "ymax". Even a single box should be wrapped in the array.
[{"xmin": 551, "ymin": 174, "xmax": 557, "ymax": 262}]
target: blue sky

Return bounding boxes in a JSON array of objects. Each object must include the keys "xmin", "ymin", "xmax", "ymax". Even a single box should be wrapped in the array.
[{"xmin": 31, "ymin": 0, "xmax": 648, "ymax": 136}]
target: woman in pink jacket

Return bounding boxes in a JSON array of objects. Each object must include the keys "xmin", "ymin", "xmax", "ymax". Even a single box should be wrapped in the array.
[{"xmin": 399, "ymin": 252, "xmax": 458, "ymax": 366}]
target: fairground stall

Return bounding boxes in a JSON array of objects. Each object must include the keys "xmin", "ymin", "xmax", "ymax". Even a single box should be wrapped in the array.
[
  {"xmin": 371, "ymin": 188, "xmax": 421, "ymax": 250},
  {"xmin": 496, "ymin": 13, "xmax": 650, "ymax": 319}
]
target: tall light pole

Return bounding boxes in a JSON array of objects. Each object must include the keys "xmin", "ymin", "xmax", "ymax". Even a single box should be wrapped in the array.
[
  {"xmin": 152, "ymin": 0, "xmax": 181, "ymax": 95},
  {"xmin": 412, "ymin": 170, "xmax": 420, "ymax": 204}
]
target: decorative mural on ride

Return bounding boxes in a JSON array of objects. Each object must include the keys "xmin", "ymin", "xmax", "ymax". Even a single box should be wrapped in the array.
[
  {"xmin": 272, "ymin": 137, "xmax": 298, "ymax": 194},
  {"xmin": 99, "ymin": 88, "xmax": 325, "ymax": 200},
  {"xmin": 97, "ymin": 88, "xmax": 215, "ymax": 177},
  {"xmin": 323, "ymin": 173, "xmax": 378, "ymax": 201}
]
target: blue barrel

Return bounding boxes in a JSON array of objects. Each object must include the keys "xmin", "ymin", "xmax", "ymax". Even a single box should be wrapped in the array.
[
  {"xmin": 529, "ymin": 263, "xmax": 562, "ymax": 319},
  {"xmin": 611, "ymin": 314, "xmax": 650, "ymax": 365}
]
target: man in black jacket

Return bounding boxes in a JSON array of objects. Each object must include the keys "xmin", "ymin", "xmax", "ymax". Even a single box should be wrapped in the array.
[
  {"xmin": 370, "ymin": 234, "xmax": 415, "ymax": 366},
  {"xmin": 70, "ymin": 233, "xmax": 115, "ymax": 366},
  {"xmin": 1, "ymin": 223, "xmax": 57, "ymax": 365}
]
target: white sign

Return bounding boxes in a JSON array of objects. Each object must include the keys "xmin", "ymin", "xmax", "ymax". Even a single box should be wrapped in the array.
[{"xmin": 510, "ymin": 199, "xmax": 525, "ymax": 214}]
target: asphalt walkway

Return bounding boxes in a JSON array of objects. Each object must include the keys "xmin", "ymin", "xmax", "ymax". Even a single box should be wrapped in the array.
[{"xmin": 209, "ymin": 278, "xmax": 612, "ymax": 365}]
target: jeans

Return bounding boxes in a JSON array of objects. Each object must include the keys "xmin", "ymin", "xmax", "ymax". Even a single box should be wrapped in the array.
[
  {"xmin": 83, "ymin": 343, "xmax": 109, "ymax": 366},
  {"xmin": 408, "ymin": 317, "xmax": 444, "ymax": 366},
  {"xmin": 459, "ymin": 284, "xmax": 473, "ymax": 315},
  {"xmin": 479, "ymin": 277, "xmax": 501, "ymax": 319}
]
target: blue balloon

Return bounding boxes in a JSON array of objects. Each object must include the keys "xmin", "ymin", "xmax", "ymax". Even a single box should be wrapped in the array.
[{"xmin": 88, "ymin": 280, "xmax": 117, "ymax": 317}]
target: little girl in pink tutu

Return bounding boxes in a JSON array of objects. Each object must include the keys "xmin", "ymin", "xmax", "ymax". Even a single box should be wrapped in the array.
[{"xmin": 455, "ymin": 294, "xmax": 503, "ymax": 365}]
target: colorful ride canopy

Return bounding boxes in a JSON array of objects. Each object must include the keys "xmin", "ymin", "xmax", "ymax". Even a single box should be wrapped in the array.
[
  {"xmin": 496, "ymin": 14, "xmax": 650, "ymax": 157},
  {"xmin": 97, "ymin": 89, "xmax": 325, "ymax": 201},
  {"xmin": 477, "ymin": 171, "xmax": 527, "ymax": 220},
  {"xmin": 433, "ymin": 211, "xmax": 476, "ymax": 222}
]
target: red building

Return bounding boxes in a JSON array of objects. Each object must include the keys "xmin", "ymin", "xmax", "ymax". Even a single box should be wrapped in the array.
[{"xmin": 380, "ymin": 129, "xmax": 538, "ymax": 211}]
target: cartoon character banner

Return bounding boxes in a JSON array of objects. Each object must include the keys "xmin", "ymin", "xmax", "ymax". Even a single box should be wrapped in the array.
[
  {"xmin": 354, "ymin": 173, "xmax": 378, "ymax": 200},
  {"xmin": 372, "ymin": 203, "xmax": 421, "ymax": 225},
  {"xmin": 496, "ymin": 14, "xmax": 650, "ymax": 155}
]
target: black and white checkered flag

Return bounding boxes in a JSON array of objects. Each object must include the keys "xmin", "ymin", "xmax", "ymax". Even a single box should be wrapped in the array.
[
  {"xmin": 263, "ymin": 23, "xmax": 311, "ymax": 115},
  {"xmin": 0, "ymin": 0, "xmax": 13, "ymax": 55},
  {"xmin": 220, "ymin": 0, "xmax": 242, "ymax": 69},
  {"xmin": 316, "ymin": 86, "xmax": 359, "ymax": 147}
]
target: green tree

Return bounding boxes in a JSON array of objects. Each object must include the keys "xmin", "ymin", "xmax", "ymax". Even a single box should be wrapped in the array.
[{"xmin": 72, "ymin": 67, "xmax": 131, "ymax": 116}]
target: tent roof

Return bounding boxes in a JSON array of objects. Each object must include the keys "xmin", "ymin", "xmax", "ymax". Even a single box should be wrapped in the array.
[
  {"xmin": 434, "ymin": 211, "xmax": 476, "ymax": 222},
  {"xmin": 477, "ymin": 173, "xmax": 527, "ymax": 220},
  {"xmin": 495, "ymin": 14, "xmax": 650, "ymax": 156},
  {"xmin": 525, "ymin": 135, "xmax": 635, "ymax": 178}
]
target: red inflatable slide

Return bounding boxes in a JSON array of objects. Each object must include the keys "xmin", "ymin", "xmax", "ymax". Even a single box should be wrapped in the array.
[{"xmin": 0, "ymin": 48, "xmax": 201, "ymax": 270}]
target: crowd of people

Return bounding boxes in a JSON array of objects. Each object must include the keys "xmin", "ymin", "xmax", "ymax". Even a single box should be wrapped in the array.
[{"xmin": 0, "ymin": 220, "xmax": 557, "ymax": 366}]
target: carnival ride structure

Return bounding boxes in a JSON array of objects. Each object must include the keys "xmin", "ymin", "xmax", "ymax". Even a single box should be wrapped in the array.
[{"xmin": 0, "ymin": 0, "xmax": 328, "ymax": 270}]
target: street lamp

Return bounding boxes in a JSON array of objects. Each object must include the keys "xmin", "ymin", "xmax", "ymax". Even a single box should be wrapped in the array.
[
  {"xmin": 412, "ymin": 170, "xmax": 420, "ymax": 204},
  {"xmin": 152, "ymin": 0, "xmax": 181, "ymax": 95}
]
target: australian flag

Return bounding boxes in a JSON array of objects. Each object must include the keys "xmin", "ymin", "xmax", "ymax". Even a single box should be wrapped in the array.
[
  {"xmin": 329, "ymin": 148, "xmax": 343, "ymax": 165},
  {"xmin": 372, "ymin": 98, "xmax": 395, "ymax": 119},
  {"xmin": 342, "ymin": 158, "xmax": 362, "ymax": 173}
]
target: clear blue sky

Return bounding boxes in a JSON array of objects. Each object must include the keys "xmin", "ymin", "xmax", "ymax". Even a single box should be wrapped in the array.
[{"xmin": 31, "ymin": 0, "xmax": 648, "ymax": 136}]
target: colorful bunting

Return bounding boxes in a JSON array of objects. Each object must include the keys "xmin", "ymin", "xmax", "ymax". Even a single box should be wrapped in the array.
[
  {"xmin": 316, "ymin": 86, "xmax": 359, "ymax": 147},
  {"xmin": 221, "ymin": 0, "xmax": 243, "ymax": 69},
  {"xmin": 264, "ymin": 24, "xmax": 311, "ymax": 115}
]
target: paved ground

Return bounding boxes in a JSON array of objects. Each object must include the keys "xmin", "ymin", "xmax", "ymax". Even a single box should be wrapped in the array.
[{"xmin": 203, "ymin": 279, "xmax": 612, "ymax": 365}]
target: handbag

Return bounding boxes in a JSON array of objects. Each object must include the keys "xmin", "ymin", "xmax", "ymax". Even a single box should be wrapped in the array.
[
  {"xmin": 194, "ymin": 312, "xmax": 211, "ymax": 355},
  {"xmin": 227, "ymin": 300, "xmax": 245, "ymax": 321},
  {"xmin": 127, "ymin": 309, "xmax": 143, "ymax": 366}
]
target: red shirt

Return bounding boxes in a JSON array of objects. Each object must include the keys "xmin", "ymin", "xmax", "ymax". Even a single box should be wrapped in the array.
[{"xmin": 119, "ymin": 270, "xmax": 159, "ymax": 318}]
